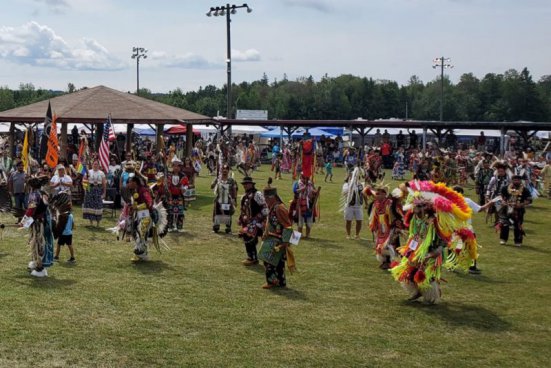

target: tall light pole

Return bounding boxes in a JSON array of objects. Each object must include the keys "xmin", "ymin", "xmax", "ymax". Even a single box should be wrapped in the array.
[
  {"xmin": 131, "ymin": 47, "xmax": 148, "ymax": 96},
  {"xmin": 432, "ymin": 56, "xmax": 453, "ymax": 122},
  {"xmin": 128, "ymin": 47, "xmax": 147, "ymax": 155},
  {"xmin": 207, "ymin": 3, "xmax": 252, "ymax": 135}
]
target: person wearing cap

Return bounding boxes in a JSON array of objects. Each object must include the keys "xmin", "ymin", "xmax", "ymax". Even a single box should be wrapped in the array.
[
  {"xmin": 50, "ymin": 164, "xmax": 73, "ymax": 196},
  {"xmin": 211, "ymin": 164, "xmax": 237, "ymax": 233},
  {"xmin": 258, "ymin": 185, "xmax": 295, "ymax": 289},
  {"xmin": 497, "ymin": 175, "xmax": 531, "ymax": 247},
  {"xmin": 291, "ymin": 173, "xmax": 319, "ymax": 239},
  {"xmin": 166, "ymin": 159, "xmax": 189, "ymax": 232},
  {"xmin": 238, "ymin": 176, "xmax": 268, "ymax": 266}
]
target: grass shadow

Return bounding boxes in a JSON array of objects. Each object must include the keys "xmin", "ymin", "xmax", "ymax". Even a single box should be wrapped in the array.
[
  {"xmin": 12, "ymin": 273, "xmax": 77, "ymax": 288},
  {"xmin": 185, "ymin": 195, "xmax": 213, "ymax": 211},
  {"xmin": 303, "ymin": 237, "xmax": 343, "ymax": 249},
  {"xmin": 131, "ymin": 259, "xmax": 173, "ymax": 274},
  {"xmin": 407, "ymin": 301, "xmax": 511, "ymax": 332},
  {"xmin": 269, "ymin": 287, "xmax": 308, "ymax": 301},
  {"xmin": 452, "ymin": 272, "xmax": 511, "ymax": 284},
  {"xmin": 514, "ymin": 244, "xmax": 551, "ymax": 254}
]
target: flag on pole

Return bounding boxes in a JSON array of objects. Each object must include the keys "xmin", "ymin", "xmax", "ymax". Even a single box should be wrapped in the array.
[
  {"xmin": 21, "ymin": 129, "xmax": 30, "ymax": 172},
  {"xmin": 40, "ymin": 101, "xmax": 52, "ymax": 161},
  {"xmin": 107, "ymin": 119, "xmax": 116, "ymax": 142},
  {"xmin": 99, "ymin": 116, "xmax": 112, "ymax": 173},
  {"xmin": 77, "ymin": 137, "xmax": 87, "ymax": 175},
  {"xmin": 45, "ymin": 113, "xmax": 59, "ymax": 168}
]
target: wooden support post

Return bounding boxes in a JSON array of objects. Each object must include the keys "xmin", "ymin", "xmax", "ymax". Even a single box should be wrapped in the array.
[
  {"xmin": 60, "ymin": 122, "xmax": 68, "ymax": 161},
  {"xmin": 185, "ymin": 123, "xmax": 193, "ymax": 157},
  {"xmin": 9, "ymin": 122, "xmax": 15, "ymax": 156},
  {"xmin": 95, "ymin": 123, "xmax": 104, "ymax": 151},
  {"xmin": 422, "ymin": 126, "xmax": 427, "ymax": 154},
  {"xmin": 500, "ymin": 127, "xmax": 506, "ymax": 157}
]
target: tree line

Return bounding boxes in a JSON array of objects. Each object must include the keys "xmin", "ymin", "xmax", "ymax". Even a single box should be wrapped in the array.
[{"xmin": 1, "ymin": 67, "xmax": 550, "ymax": 122}]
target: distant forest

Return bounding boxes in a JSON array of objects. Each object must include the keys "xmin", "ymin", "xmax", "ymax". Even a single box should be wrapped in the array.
[{"xmin": 1, "ymin": 67, "xmax": 550, "ymax": 122}]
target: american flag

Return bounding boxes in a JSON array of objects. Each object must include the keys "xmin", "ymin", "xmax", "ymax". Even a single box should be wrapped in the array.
[{"xmin": 99, "ymin": 116, "xmax": 113, "ymax": 173}]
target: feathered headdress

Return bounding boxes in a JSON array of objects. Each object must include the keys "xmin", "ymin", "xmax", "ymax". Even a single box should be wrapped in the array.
[{"xmin": 403, "ymin": 180, "xmax": 478, "ymax": 270}]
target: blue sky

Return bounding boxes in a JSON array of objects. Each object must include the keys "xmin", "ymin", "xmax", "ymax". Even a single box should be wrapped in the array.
[{"xmin": 0, "ymin": 0, "xmax": 549, "ymax": 92}]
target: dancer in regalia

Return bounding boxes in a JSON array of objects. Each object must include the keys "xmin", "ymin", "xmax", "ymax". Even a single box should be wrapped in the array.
[
  {"xmin": 299, "ymin": 132, "xmax": 315, "ymax": 179},
  {"xmin": 390, "ymin": 180, "xmax": 479, "ymax": 304},
  {"xmin": 238, "ymin": 176, "xmax": 268, "ymax": 265},
  {"xmin": 367, "ymin": 182, "xmax": 404, "ymax": 269},
  {"xmin": 21, "ymin": 175, "xmax": 54, "ymax": 277},
  {"xmin": 258, "ymin": 184, "xmax": 296, "ymax": 289},
  {"xmin": 166, "ymin": 159, "xmax": 189, "ymax": 233},
  {"xmin": 110, "ymin": 175, "xmax": 167, "ymax": 262},
  {"xmin": 211, "ymin": 164, "xmax": 238, "ymax": 233},
  {"xmin": 497, "ymin": 175, "xmax": 531, "ymax": 247},
  {"xmin": 291, "ymin": 173, "xmax": 319, "ymax": 239}
]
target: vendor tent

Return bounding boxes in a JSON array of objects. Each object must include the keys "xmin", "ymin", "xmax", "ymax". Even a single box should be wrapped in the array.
[
  {"xmin": 231, "ymin": 125, "xmax": 269, "ymax": 134},
  {"xmin": 165, "ymin": 124, "xmax": 201, "ymax": 135},
  {"xmin": 260, "ymin": 127, "xmax": 285, "ymax": 138},
  {"xmin": 291, "ymin": 127, "xmax": 335, "ymax": 138}
]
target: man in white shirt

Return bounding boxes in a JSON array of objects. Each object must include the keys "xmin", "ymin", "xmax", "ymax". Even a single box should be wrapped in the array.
[
  {"xmin": 50, "ymin": 165, "xmax": 73, "ymax": 196},
  {"xmin": 453, "ymin": 186, "xmax": 493, "ymax": 274}
]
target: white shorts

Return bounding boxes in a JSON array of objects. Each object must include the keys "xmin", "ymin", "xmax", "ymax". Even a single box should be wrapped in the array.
[{"xmin": 344, "ymin": 206, "xmax": 363, "ymax": 221}]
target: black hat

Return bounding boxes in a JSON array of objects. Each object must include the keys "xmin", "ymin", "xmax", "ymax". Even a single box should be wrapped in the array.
[
  {"xmin": 264, "ymin": 187, "xmax": 278, "ymax": 197},
  {"xmin": 27, "ymin": 175, "xmax": 49, "ymax": 189},
  {"xmin": 241, "ymin": 176, "xmax": 256, "ymax": 185},
  {"xmin": 512, "ymin": 175, "xmax": 523, "ymax": 180}
]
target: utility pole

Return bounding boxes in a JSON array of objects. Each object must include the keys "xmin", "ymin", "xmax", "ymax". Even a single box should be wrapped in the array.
[{"xmin": 432, "ymin": 56, "xmax": 453, "ymax": 122}]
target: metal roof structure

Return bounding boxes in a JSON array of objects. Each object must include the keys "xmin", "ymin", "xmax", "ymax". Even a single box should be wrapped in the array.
[{"xmin": 214, "ymin": 118, "xmax": 551, "ymax": 131}]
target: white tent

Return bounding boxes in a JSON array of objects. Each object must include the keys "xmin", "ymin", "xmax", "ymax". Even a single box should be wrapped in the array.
[{"xmin": 231, "ymin": 125, "xmax": 268, "ymax": 134}]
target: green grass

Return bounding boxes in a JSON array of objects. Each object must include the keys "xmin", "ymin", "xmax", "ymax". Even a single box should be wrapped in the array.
[{"xmin": 0, "ymin": 166, "xmax": 550, "ymax": 367}]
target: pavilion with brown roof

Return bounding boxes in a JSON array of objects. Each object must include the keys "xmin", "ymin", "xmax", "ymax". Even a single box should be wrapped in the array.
[{"xmin": 0, "ymin": 85, "xmax": 212, "ymax": 158}]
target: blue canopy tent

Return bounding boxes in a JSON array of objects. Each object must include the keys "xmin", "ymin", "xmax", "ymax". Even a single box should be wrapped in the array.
[
  {"xmin": 291, "ymin": 127, "xmax": 336, "ymax": 139},
  {"xmin": 133, "ymin": 127, "xmax": 156, "ymax": 136},
  {"xmin": 317, "ymin": 127, "xmax": 343, "ymax": 136},
  {"xmin": 260, "ymin": 127, "xmax": 285, "ymax": 138}
]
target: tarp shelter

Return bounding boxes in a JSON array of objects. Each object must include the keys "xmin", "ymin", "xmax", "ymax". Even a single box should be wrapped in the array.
[{"xmin": 164, "ymin": 125, "xmax": 201, "ymax": 135}]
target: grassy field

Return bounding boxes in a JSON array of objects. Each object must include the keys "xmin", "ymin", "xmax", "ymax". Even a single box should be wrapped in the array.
[{"xmin": 0, "ymin": 165, "xmax": 550, "ymax": 367}]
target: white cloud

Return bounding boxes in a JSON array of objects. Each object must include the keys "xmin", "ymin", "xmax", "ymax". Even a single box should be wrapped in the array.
[
  {"xmin": 232, "ymin": 48, "xmax": 261, "ymax": 62},
  {"xmin": 281, "ymin": 0, "xmax": 333, "ymax": 13},
  {"xmin": 155, "ymin": 52, "xmax": 223, "ymax": 69},
  {"xmin": 33, "ymin": 0, "xmax": 70, "ymax": 14},
  {"xmin": 148, "ymin": 48, "xmax": 261, "ymax": 69},
  {"xmin": 0, "ymin": 21, "xmax": 126, "ymax": 71}
]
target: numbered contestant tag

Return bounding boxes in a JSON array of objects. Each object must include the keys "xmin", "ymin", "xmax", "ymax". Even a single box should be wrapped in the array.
[
  {"xmin": 409, "ymin": 239, "xmax": 419, "ymax": 251},
  {"xmin": 221, "ymin": 204, "xmax": 231, "ymax": 211},
  {"xmin": 289, "ymin": 230, "xmax": 302, "ymax": 246}
]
